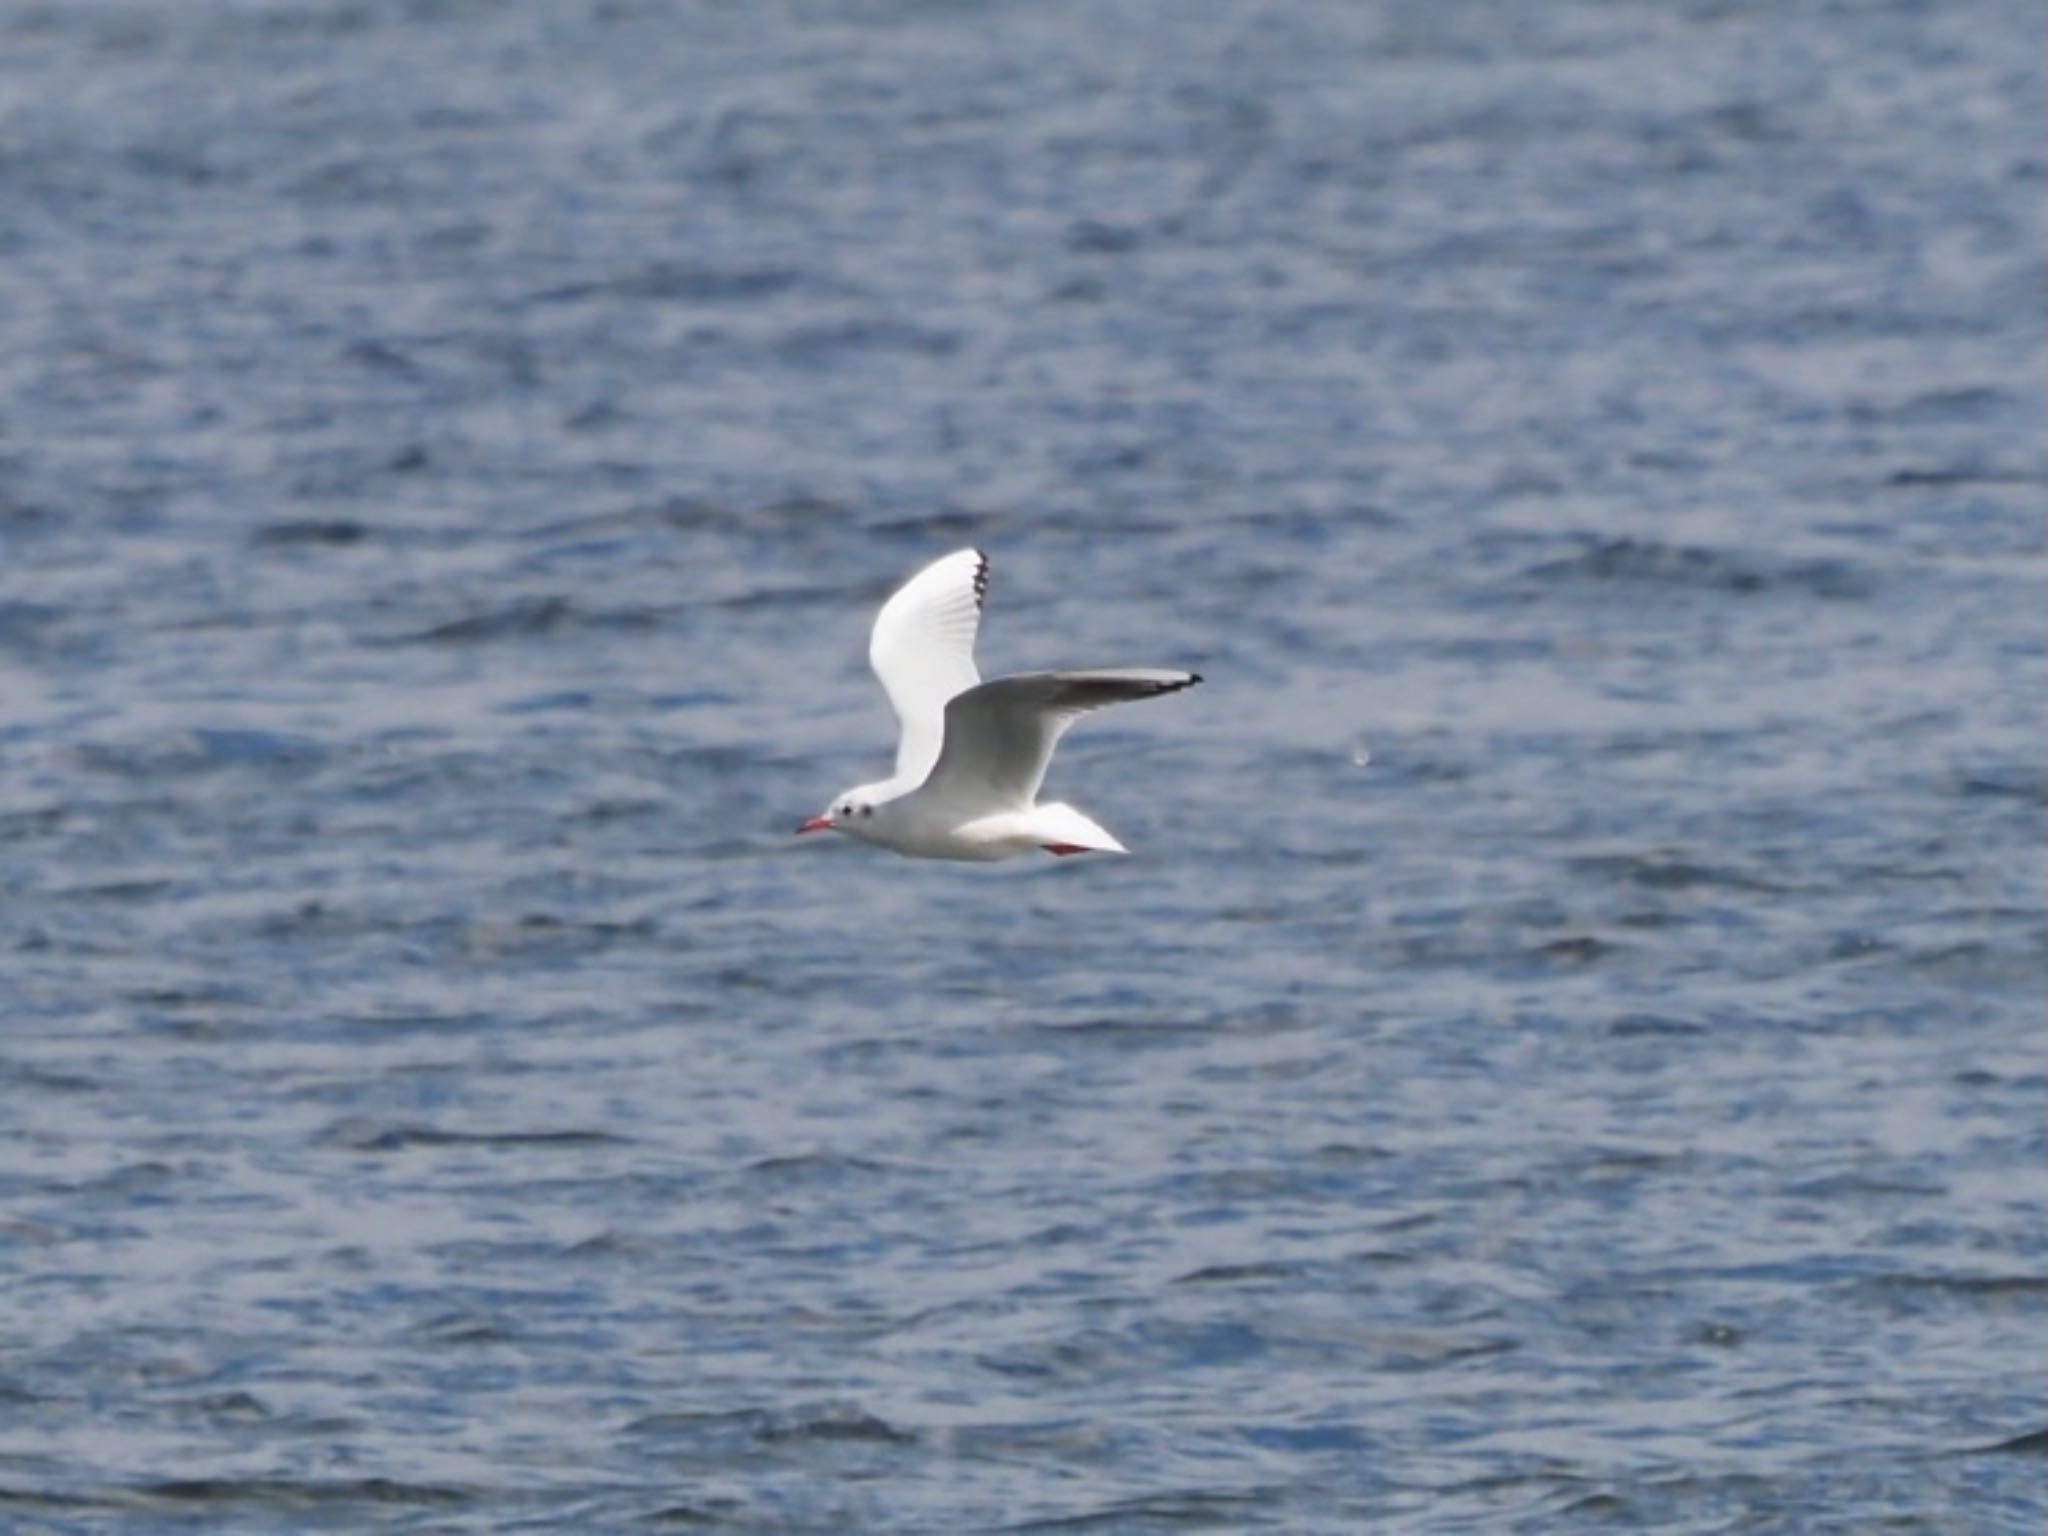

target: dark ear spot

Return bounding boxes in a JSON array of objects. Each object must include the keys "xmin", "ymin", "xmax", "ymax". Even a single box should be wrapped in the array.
[{"xmin": 860, "ymin": 804, "xmax": 873, "ymax": 817}]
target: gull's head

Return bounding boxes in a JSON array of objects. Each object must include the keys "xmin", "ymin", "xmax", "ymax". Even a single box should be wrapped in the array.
[{"xmin": 796, "ymin": 785, "xmax": 887, "ymax": 840}]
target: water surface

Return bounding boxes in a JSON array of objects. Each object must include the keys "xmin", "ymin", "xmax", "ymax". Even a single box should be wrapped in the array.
[{"xmin": 2, "ymin": 1, "xmax": 2044, "ymax": 1531}]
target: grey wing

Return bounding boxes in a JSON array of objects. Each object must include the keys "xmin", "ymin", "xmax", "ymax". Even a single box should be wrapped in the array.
[{"xmin": 921, "ymin": 668, "xmax": 1200, "ymax": 806}]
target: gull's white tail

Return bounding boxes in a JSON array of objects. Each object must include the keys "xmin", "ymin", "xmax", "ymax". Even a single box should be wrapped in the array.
[{"xmin": 1026, "ymin": 802, "xmax": 1128, "ymax": 856}]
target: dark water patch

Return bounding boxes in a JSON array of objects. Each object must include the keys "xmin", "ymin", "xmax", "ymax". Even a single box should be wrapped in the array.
[
  {"xmin": 975, "ymin": 1333, "xmax": 1128, "ymax": 1386},
  {"xmin": 0, "ymin": 489, "xmax": 59, "ymax": 530},
  {"xmin": 1853, "ymin": 385, "xmax": 2012, "ymax": 425},
  {"xmin": 623, "ymin": 1406, "xmax": 764, "ymax": 1438},
  {"xmin": 1384, "ymin": 1335, "xmax": 1522, "ymax": 1372},
  {"xmin": 452, "ymin": 913, "xmax": 663, "ymax": 964},
  {"xmin": 698, "ymin": 961, "xmax": 847, "ymax": 999},
  {"xmin": 562, "ymin": 1228, "xmax": 677, "ymax": 1262},
  {"xmin": 125, "ymin": 984, "xmax": 254, "ymax": 1011},
  {"xmin": 1414, "ymin": 633, "xmax": 1558, "ymax": 668},
  {"xmin": 640, "ymin": 1499, "xmax": 754, "ymax": 1527},
  {"xmin": 706, "ymin": 577, "xmax": 851, "ymax": 613},
  {"xmin": 754, "ymin": 1403, "xmax": 916, "ymax": 1447},
  {"xmin": 0, "ymin": 1486, "xmax": 111, "ymax": 1515},
  {"xmin": 1067, "ymin": 218, "xmax": 1147, "ymax": 255},
  {"xmin": 1019, "ymin": 1016, "xmax": 1220, "ymax": 1046},
  {"xmin": 385, "ymin": 438, "xmax": 432, "ymax": 475},
  {"xmin": 0, "ymin": 600, "xmax": 73, "ymax": 658},
  {"xmin": 625, "ymin": 1402, "xmax": 915, "ymax": 1449},
  {"xmin": 1607, "ymin": 1013, "xmax": 1707, "ymax": 1037},
  {"xmin": 1242, "ymin": 1420, "xmax": 1372, "ymax": 1454},
  {"xmin": 740, "ymin": 1151, "xmax": 899, "ymax": 1185},
  {"xmin": 0, "ymin": 1060, "xmax": 100, "ymax": 1093},
  {"xmin": 73, "ymin": 729, "xmax": 326, "ymax": 778},
  {"xmin": 998, "ymin": 1490, "xmax": 1267, "ymax": 1533},
  {"xmin": 565, "ymin": 397, "xmax": 628, "ymax": 433},
  {"xmin": 62, "ymin": 1161, "xmax": 180, "ymax": 1198},
  {"xmin": 532, "ymin": 262, "xmax": 806, "ymax": 306},
  {"xmin": 1560, "ymin": 1145, "xmax": 1689, "ymax": 1179},
  {"xmin": 316, "ymin": 1120, "xmax": 629, "ymax": 1153},
  {"xmin": 168, "ymin": 1390, "xmax": 272, "ymax": 1423},
  {"xmin": 526, "ymin": 496, "xmax": 751, "ymax": 540},
  {"xmin": 341, "ymin": 338, "xmax": 420, "ymax": 377},
  {"xmin": 1900, "ymin": 937, "xmax": 2046, "ymax": 989},
  {"xmin": 774, "ymin": 318, "xmax": 960, "ymax": 361},
  {"xmin": 383, "ymin": 596, "xmax": 662, "ymax": 645},
  {"xmin": 1519, "ymin": 536, "xmax": 1871, "ymax": 599},
  {"xmin": 251, "ymin": 518, "xmax": 374, "ymax": 547},
  {"xmin": 131, "ymin": 1476, "xmax": 474, "ymax": 1512},
  {"xmin": 870, "ymin": 507, "xmax": 994, "ymax": 542},
  {"xmin": 316, "ymin": 1009, "xmax": 500, "ymax": 1038},
  {"xmin": 1594, "ymin": 726, "xmax": 1769, "ymax": 762},
  {"xmin": 1957, "ymin": 770, "xmax": 2048, "ymax": 805},
  {"xmin": 59, "ymin": 877, "xmax": 176, "ymax": 902},
  {"xmin": 1825, "ymin": 930, "xmax": 1896, "ymax": 964},
  {"xmin": 1967, "ymin": 1427, "xmax": 2048, "ymax": 1456},
  {"xmin": 1783, "ymin": 1174, "xmax": 1948, "ymax": 1200},
  {"xmin": 1570, "ymin": 850, "xmax": 1788, "ymax": 894},
  {"xmin": 251, "ymin": 901, "xmax": 389, "ymax": 942},
  {"xmin": 1173, "ymin": 1262, "xmax": 1304, "ymax": 1287},
  {"xmin": 1553, "ymin": 1488, "xmax": 1632, "ymax": 1520},
  {"xmin": 1887, "ymin": 464, "xmax": 2045, "ymax": 489},
  {"xmin": 1529, "ymin": 934, "xmax": 1621, "ymax": 966},
  {"xmin": 408, "ymin": 1310, "xmax": 520, "ymax": 1346},
  {"xmin": 499, "ymin": 687, "xmax": 603, "ymax": 714},
  {"xmin": 1345, "ymin": 1248, "xmax": 1421, "ymax": 1269},
  {"xmin": 0, "ymin": 804, "xmax": 70, "ymax": 840},
  {"xmin": 566, "ymin": 795, "xmax": 666, "ymax": 823},
  {"xmin": 1863, "ymin": 1273, "xmax": 2048, "ymax": 1305}
]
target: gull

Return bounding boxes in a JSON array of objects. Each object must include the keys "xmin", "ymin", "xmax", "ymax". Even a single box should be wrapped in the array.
[{"xmin": 797, "ymin": 549, "xmax": 1199, "ymax": 860}]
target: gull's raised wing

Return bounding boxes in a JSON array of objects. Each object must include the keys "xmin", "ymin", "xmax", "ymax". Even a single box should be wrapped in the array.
[
  {"xmin": 868, "ymin": 547, "xmax": 989, "ymax": 785},
  {"xmin": 921, "ymin": 668, "xmax": 1200, "ymax": 808}
]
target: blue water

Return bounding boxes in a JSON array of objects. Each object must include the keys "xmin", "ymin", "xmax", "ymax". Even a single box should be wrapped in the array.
[{"xmin": 2, "ymin": 2, "xmax": 2044, "ymax": 1531}]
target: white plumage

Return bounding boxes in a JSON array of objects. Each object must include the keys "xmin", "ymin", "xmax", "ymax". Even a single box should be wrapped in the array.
[{"xmin": 799, "ymin": 550, "xmax": 1199, "ymax": 861}]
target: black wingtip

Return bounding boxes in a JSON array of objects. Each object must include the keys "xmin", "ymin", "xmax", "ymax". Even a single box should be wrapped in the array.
[{"xmin": 970, "ymin": 549, "xmax": 990, "ymax": 608}]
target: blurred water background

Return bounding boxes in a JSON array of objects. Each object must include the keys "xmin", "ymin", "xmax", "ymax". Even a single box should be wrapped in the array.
[{"xmin": 2, "ymin": 1, "xmax": 2044, "ymax": 1531}]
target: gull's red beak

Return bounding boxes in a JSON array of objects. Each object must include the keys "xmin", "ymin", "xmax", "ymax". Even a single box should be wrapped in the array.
[{"xmin": 795, "ymin": 815, "xmax": 834, "ymax": 835}]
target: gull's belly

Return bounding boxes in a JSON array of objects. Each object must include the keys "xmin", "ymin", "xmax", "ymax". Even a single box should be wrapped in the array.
[{"xmin": 874, "ymin": 803, "xmax": 1040, "ymax": 862}]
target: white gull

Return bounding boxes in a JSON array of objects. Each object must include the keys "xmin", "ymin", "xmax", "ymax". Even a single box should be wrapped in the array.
[{"xmin": 798, "ymin": 549, "xmax": 1199, "ymax": 861}]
